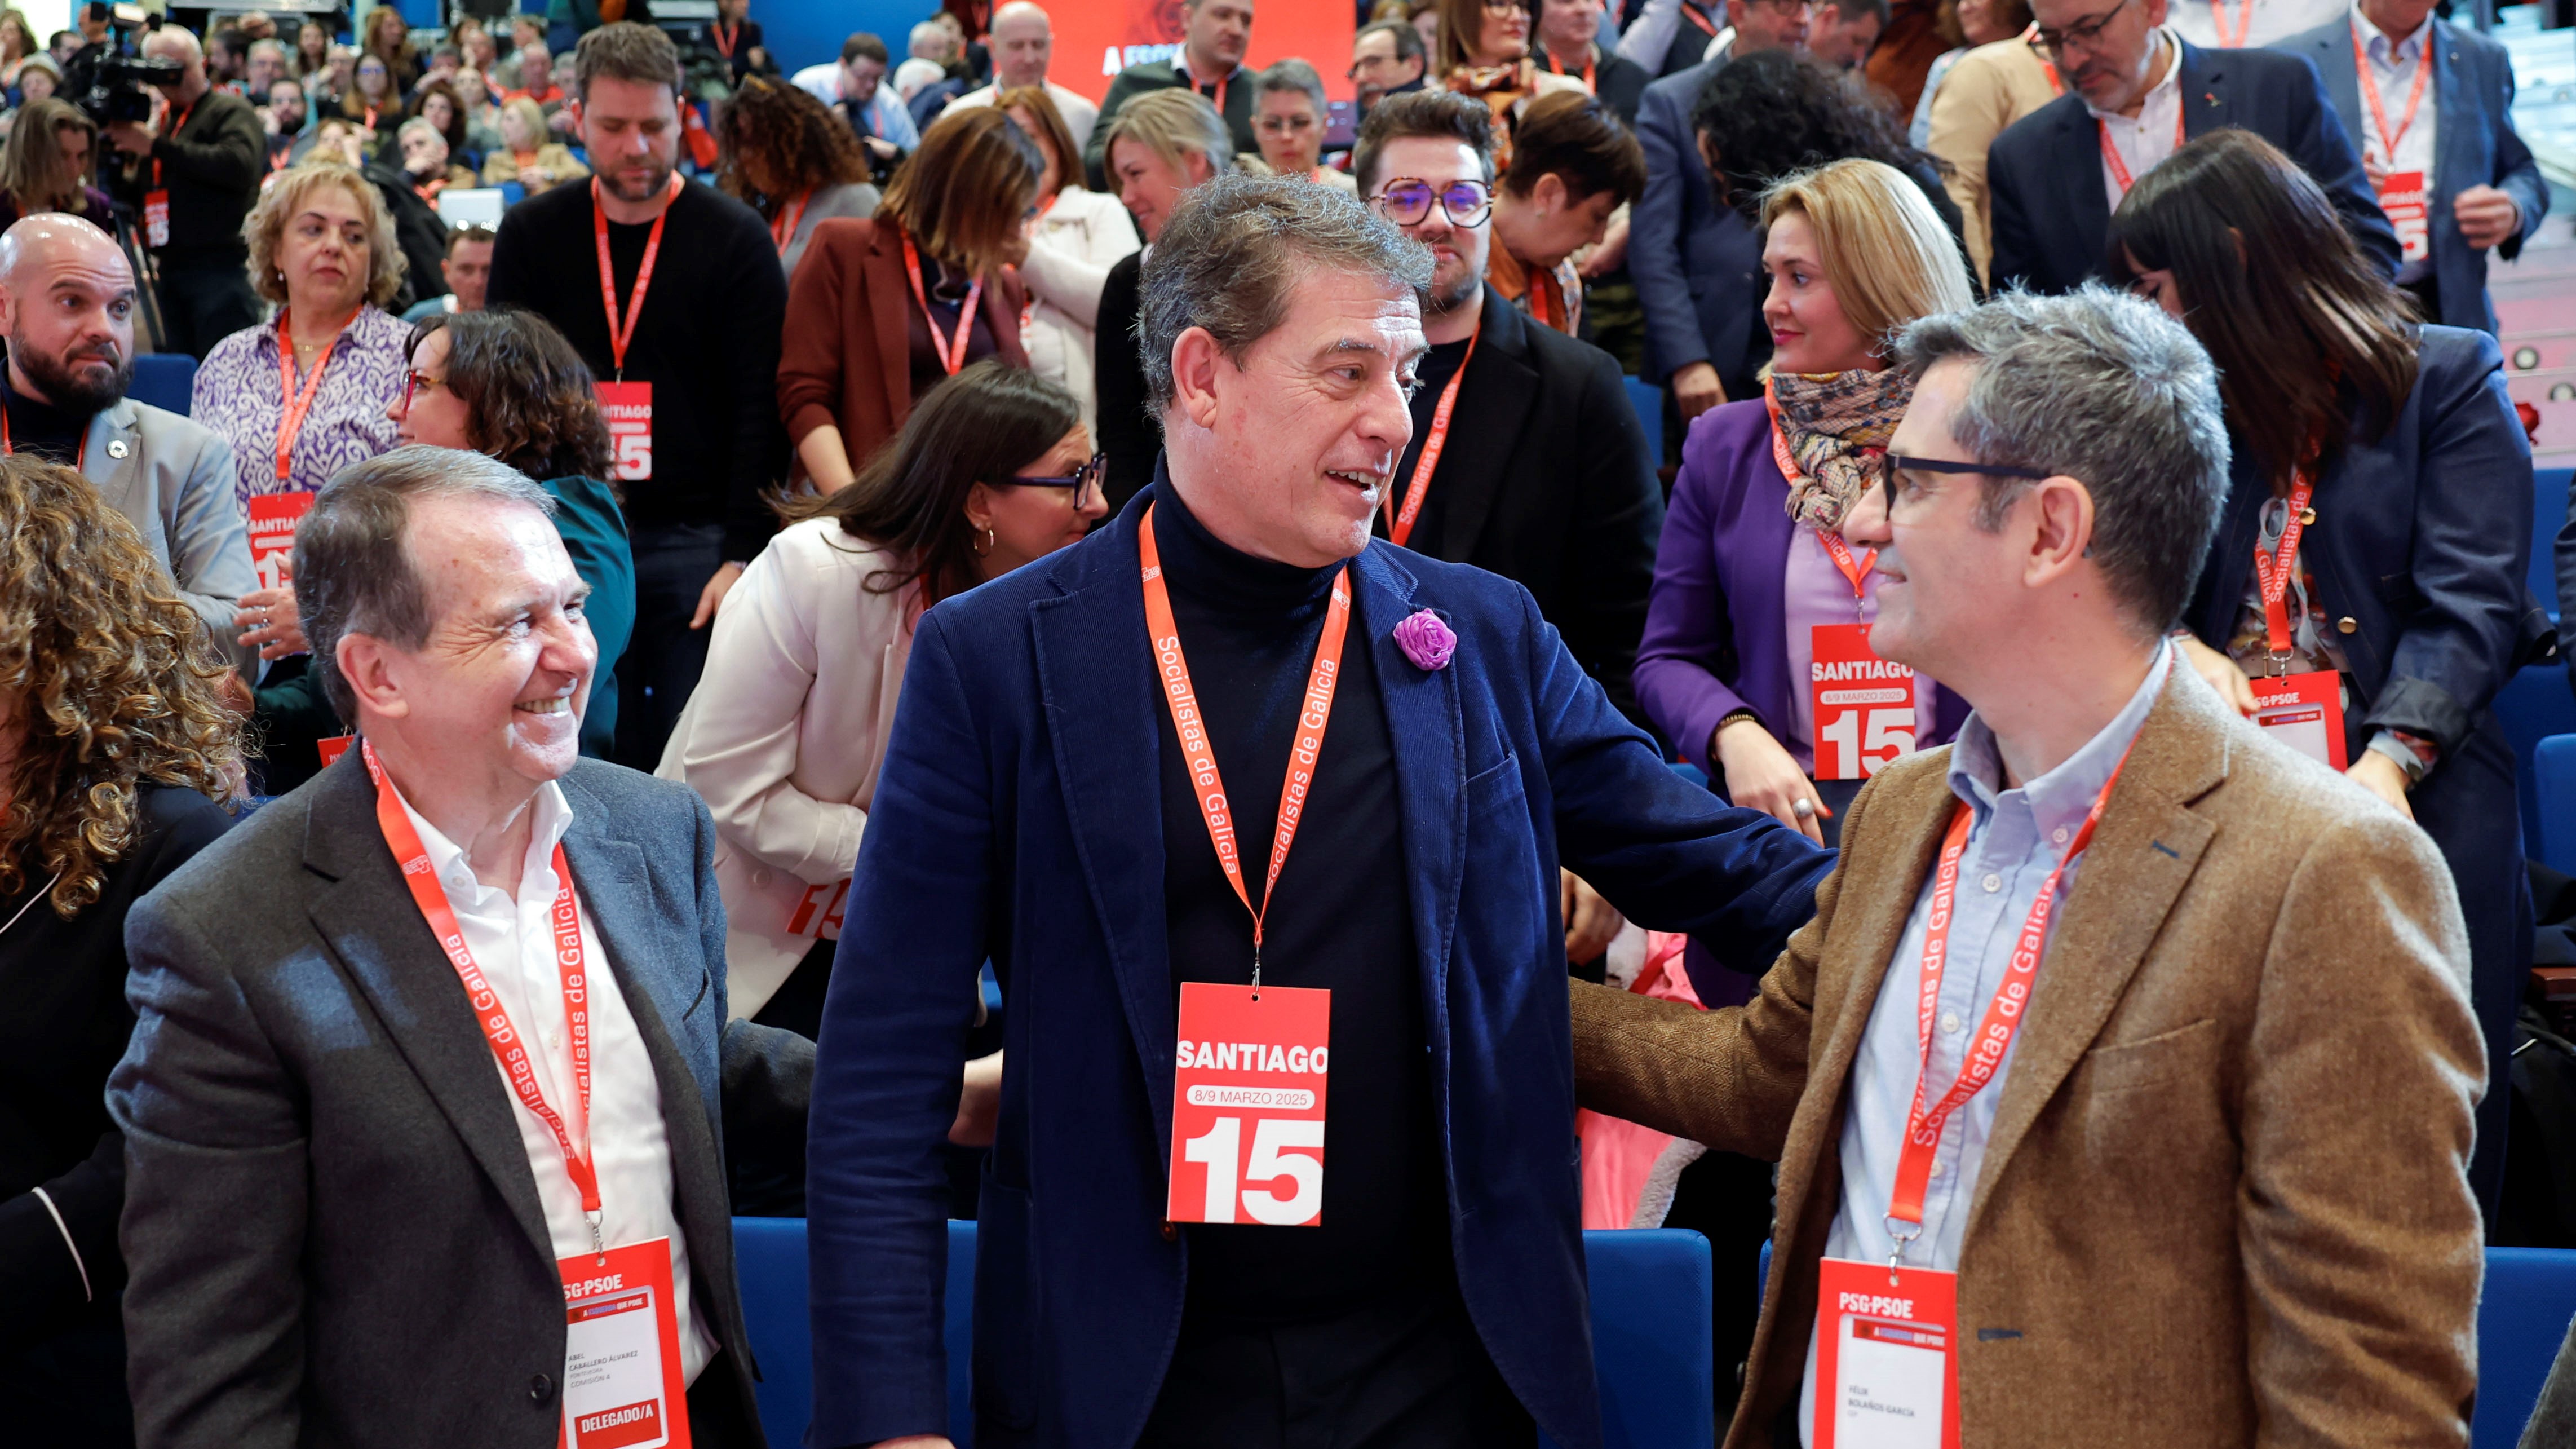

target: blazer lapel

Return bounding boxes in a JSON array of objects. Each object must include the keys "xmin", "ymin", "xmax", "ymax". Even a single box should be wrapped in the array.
[
  {"xmin": 869, "ymin": 222, "xmax": 913, "ymax": 428},
  {"xmin": 1351, "ymin": 546, "xmax": 1462, "ymax": 1022},
  {"xmin": 2180, "ymin": 42, "xmax": 2227, "ymax": 141},
  {"xmin": 1963, "ymin": 670, "xmax": 2228, "ymax": 1240},
  {"xmin": 2431, "ymin": 23, "xmax": 2476, "ymax": 214},
  {"xmin": 2313, "ymin": 25, "xmax": 2363, "ymax": 144},
  {"xmin": 1030, "ymin": 500, "xmax": 1179, "ymax": 1136},
  {"xmin": 79, "ymin": 401, "xmax": 144, "ymax": 515},
  {"xmin": 2050, "ymin": 104, "xmax": 2111, "ymax": 277},
  {"xmin": 300, "ymin": 756, "xmax": 555, "ymax": 1265},
  {"xmin": 1419, "ymin": 287, "xmax": 1538, "ymax": 566}
]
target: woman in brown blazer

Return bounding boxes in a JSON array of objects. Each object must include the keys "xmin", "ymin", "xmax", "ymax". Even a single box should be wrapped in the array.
[{"xmin": 778, "ymin": 107, "xmax": 1044, "ymax": 491}]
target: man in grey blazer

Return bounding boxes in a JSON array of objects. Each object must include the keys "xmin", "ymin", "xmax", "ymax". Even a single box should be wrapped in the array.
[
  {"xmin": 2274, "ymin": 0, "xmax": 2548, "ymax": 335},
  {"xmin": 0, "ymin": 215, "xmax": 256, "ymax": 670},
  {"xmin": 109, "ymin": 448, "xmax": 810, "ymax": 1449}
]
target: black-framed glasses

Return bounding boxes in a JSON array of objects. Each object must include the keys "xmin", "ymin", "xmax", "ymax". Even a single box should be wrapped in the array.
[
  {"xmin": 1875, "ymin": 452, "xmax": 2051, "ymax": 519},
  {"xmin": 1373, "ymin": 178, "xmax": 1493, "ymax": 228},
  {"xmin": 2031, "ymin": 0, "xmax": 2130, "ymax": 54},
  {"xmin": 1011, "ymin": 452, "xmax": 1105, "ymax": 502}
]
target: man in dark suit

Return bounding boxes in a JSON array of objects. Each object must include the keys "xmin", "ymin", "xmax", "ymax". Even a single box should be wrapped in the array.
[
  {"xmin": 109, "ymin": 448, "xmax": 811, "ymax": 1449},
  {"xmin": 1082, "ymin": 0, "xmax": 1258, "ymax": 189},
  {"xmin": 1355, "ymin": 89, "xmax": 1662, "ymax": 723},
  {"xmin": 2274, "ymin": 0, "xmax": 2546, "ymax": 335},
  {"xmin": 805, "ymin": 172, "xmax": 1832, "ymax": 1449},
  {"xmin": 1986, "ymin": 0, "xmax": 2398, "ymax": 295}
]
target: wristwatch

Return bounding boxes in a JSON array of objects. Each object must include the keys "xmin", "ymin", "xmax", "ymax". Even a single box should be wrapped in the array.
[{"xmin": 2363, "ymin": 731, "xmax": 2433, "ymax": 789}]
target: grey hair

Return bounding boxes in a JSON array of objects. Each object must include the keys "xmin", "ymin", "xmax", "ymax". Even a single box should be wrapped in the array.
[
  {"xmin": 1893, "ymin": 285, "xmax": 2230, "ymax": 637},
  {"xmin": 1137, "ymin": 170, "xmax": 1434, "ymax": 419},
  {"xmin": 1259, "ymin": 58, "xmax": 1328, "ymax": 117},
  {"xmin": 295, "ymin": 447, "xmax": 557, "ymax": 723}
]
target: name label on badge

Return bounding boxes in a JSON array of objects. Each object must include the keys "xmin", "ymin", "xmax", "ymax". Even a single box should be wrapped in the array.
[
  {"xmin": 245, "ymin": 489, "xmax": 316, "ymax": 593},
  {"xmin": 2251, "ymin": 669, "xmax": 2347, "ymax": 770},
  {"xmin": 1166, "ymin": 982, "xmax": 1329, "ymax": 1227},
  {"xmin": 598, "ymin": 381, "xmax": 653, "ymax": 482},
  {"xmin": 560, "ymin": 1238, "xmax": 692, "ymax": 1449},
  {"xmin": 1814, "ymin": 1256, "xmax": 1959, "ymax": 1449},
  {"xmin": 144, "ymin": 189, "xmax": 169, "ymax": 248},
  {"xmin": 1809, "ymin": 622, "xmax": 1919, "ymax": 781},
  {"xmin": 785, "ymin": 877, "xmax": 851, "ymax": 940},
  {"xmin": 2377, "ymin": 170, "xmax": 2430, "ymax": 263}
]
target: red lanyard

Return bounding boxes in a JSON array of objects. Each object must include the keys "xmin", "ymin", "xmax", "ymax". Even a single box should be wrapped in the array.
[
  {"xmin": 901, "ymin": 233, "xmax": 984, "ymax": 377},
  {"xmin": 275, "ymin": 307, "xmax": 356, "ymax": 485},
  {"xmin": 591, "ymin": 173, "xmax": 681, "ymax": 380},
  {"xmin": 362, "ymin": 742, "xmax": 604, "ymax": 1242},
  {"xmin": 1681, "ymin": 1, "xmax": 1719, "ymax": 36},
  {"xmin": 0, "ymin": 408, "xmax": 87, "ymax": 470},
  {"xmin": 1887, "ymin": 677, "xmax": 2157, "ymax": 1240},
  {"xmin": 1546, "ymin": 45, "xmax": 1596, "ymax": 91},
  {"xmin": 2098, "ymin": 107, "xmax": 2186, "ymax": 194},
  {"xmin": 1139, "ymin": 503, "xmax": 1353, "ymax": 984},
  {"xmin": 1528, "ymin": 267, "xmax": 1562, "ymax": 331},
  {"xmin": 2252, "ymin": 474, "xmax": 2317, "ymax": 662},
  {"xmin": 2026, "ymin": 25, "xmax": 2065, "ymax": 95},
  {"xmin": 1386, "ymin": 317, "xmax": 1480, "ymax": 548},
  {"xmin": 2208, "ymin": 0, "xmax": 2252, "ymax": 47},
  {"xmin": 2351, "ymin": 22, "xmax": 2431, "ymax": 162},
  {"xmin": 152, "ymin": 99, "xmax": 196, "ymax": 188},
  {"xmin": 769, "ymin": 190, "xmax": 810, "ymax": 255},
  {"xmin": 711, "ymin": 18, "xmax": 740, "ymax": 57}
]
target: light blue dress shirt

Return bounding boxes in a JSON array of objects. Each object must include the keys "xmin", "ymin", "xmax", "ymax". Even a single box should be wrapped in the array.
[{"xmin": 1798, "ymin": 639, "xmax": 2172, "ymax": 1445}]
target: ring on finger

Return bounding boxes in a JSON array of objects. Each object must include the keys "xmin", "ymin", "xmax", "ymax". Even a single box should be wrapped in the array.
[{"xmin": 1792, "ymin": 798, "xmax": 1816, "ymax": 819}]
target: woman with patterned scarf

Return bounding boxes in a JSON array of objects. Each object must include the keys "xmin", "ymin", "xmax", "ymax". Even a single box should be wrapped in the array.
[
  {"xmin": 1636, "ymin": 157, "xmax": 1976, "ymax": 858},
  {"xmin": 1434, "ymin": 0, "xmax": 1586, "ymax": 168}
]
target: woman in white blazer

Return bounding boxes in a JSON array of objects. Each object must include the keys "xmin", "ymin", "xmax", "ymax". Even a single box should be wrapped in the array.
[
  {"xmin": 659, "ymin": 361, "xmax": 1106, "ymax": 1034},
  {"xmin": 995, "ymin": 84, "xmax": 1141, "ymax": 436}
]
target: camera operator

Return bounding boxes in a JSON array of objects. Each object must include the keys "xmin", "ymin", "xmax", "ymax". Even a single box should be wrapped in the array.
[{"xmin": 103, "ymin": 25, "xmax": 263, "ymax": 359}]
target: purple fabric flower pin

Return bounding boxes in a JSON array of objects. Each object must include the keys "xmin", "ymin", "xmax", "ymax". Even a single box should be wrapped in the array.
[{"xmin": 1392, "ymin": 609, "xmax": 1456, "ymax": 672}]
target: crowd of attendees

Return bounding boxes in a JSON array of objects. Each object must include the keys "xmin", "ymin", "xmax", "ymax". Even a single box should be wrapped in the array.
[{"xmin": 0, "ymin": 0, "xmax": 2564, "ymax": 1442}]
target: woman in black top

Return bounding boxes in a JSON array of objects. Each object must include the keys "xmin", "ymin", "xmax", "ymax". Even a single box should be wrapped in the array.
[{"xmin": 0, "ymin": 454, "xmax": 242, "ymax": 1445}]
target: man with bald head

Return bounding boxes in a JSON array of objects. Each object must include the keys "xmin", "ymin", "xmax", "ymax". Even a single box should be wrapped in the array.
[
  {"xmin": 104, "ymin": 24, "xmax": 265, "ymax": 357},
  {"xmin": 944, "ymin": 2, "xmax": 1100, "ymax": 151},
  {"xmin": 0, "ymin": 214, "xmax": 255, "ymax": 669}
]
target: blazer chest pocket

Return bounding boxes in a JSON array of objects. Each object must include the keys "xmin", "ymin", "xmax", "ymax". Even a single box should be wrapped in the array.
[
  {"xmin": 2075, "ymin": 1017, "xmax": 2220, "ymax": 1096},
  {"xmin": 1466, "ymin": 754, "xmax": 1526, "ymax": 823}
]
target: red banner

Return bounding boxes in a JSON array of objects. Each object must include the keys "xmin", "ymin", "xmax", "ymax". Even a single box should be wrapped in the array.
[{"xmin": 1051, "ymin": 0, "xmax": 1355, "ymax": 104}]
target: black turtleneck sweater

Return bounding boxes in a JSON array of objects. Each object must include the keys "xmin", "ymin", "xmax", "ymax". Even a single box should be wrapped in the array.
[
  {"xmin": 1148, "ymin": 479, "xmax": 1447, "ymax": 1322},
  {"xmin": 0, "ymin": 367, "xmax": 94, "ymax": 467}
]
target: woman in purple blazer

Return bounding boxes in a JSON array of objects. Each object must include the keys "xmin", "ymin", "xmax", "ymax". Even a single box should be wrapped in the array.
[{"xmin": 1636, "ymin": 157, "xmax": 1977, "ymax": 862}]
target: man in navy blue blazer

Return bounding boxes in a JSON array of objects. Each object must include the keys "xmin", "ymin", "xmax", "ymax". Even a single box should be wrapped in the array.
[
  {"xmin": 1987, "ymin": 0, "xmax": 2399, "ymax": 295},
  {"xmin": 2273, "ymin": 0, "xmax": 2547, "ymax": 335},
  {"xmin": 807, "ymin": 173, "xmax": 1834, "ymax": 1449}
]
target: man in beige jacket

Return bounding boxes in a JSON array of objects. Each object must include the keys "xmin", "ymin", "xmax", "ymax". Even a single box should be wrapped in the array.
[
  {"xmin": 1574, "ymin": 287, "xmax": 2484, "ymax": 1447},
  {"xmin": 1923, "ymin": 30, "xmax": 2060, "ymax": 285}
]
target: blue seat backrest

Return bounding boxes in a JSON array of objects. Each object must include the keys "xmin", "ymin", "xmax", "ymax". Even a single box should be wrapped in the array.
[
  {"xmin": 130, "ymin": 353, "xmax": 196, "ymax": 417},
  {"xmin": 2476, "ymin": 1247, "xmax": 2576, "ymax": 1447}
]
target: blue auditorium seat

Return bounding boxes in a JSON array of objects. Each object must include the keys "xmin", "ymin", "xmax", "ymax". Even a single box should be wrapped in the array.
[
  {"xmin": 2537, "ymin": 735, "xmax": 2576, "ymax": 876},
  {"xmin": 2533, "ymin": 467, "xmax": 2571, "ymax": 617},
  {"xmin": 2494, "ymin": 666, "xmax": 2576, "ymax": 852},
  {"xmin": 1626, "ymin": 375, "xmax": 1664, "ymax": 465},
  {"xmin": 733, "ymin": 1220, "xmax": 1714, "ymax": 1449},
  {"xmin": 129, "ymin": 352, "xmax": 196, "ymax": 417},
  {"xmin": 2476, "ymin": 1247, "xmax": 2576, "ymax": 1447}
]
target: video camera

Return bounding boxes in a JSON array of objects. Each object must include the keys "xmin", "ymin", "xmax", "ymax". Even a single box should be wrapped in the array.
[{"xmin": 64, "ymin": 2, "xmax": 183, "ymax": 127}]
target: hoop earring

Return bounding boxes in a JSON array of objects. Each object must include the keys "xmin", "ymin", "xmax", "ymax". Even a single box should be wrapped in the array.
[{"xmin": 971, "ymin": 525, "xmax": 994, "ymax": 557}]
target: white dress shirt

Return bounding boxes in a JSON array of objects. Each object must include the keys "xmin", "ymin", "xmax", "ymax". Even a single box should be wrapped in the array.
[
  {"xmin": 2351, "ymin": 4, "xmax": 2438, "ymax": 277},
  {"xmin": 2087, "ymin": 29, "xmax": 2186, "ymax": 213},
  {"xmin": 2168, "ymin": 0, "xmax": 2345, "ymax": 48},
  {"xmin": 392, "ymin": 779, "xmax": 716, "ymax": 1383},
  {"xmin": 1798, "ymin": 640, "xmax": 2172, "ymax": 1446}
]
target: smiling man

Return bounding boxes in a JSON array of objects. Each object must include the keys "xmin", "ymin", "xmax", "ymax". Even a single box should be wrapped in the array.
[
  {"xmin": 111, "ymin": 447, "xmax": 813, "ymax": 1448},
  {"xmin": 806, "ymin": 171, "xmax": 1831, "ymax": 1449}
]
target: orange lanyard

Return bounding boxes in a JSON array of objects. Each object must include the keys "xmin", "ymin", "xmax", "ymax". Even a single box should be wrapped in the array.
[
  {"xmin": 1386, "ymin": 318, "xmax": 1479, "ymax": 548},
  {"xmin": 591, "ymin": 173, "xmax": 680, "ymax": 380},
  {"xmin": 1681, "ymin": 1, "xmax": 1719, "ymax": 36},
  {"xmin": 2252, "ymin": 473, "xmax": 2316, "ymax": 664},
  {"xmin": 769, "ymin": 190, "xmax": 810, "ymax": 255},
  {"xmin": 2351, "ymin": 22, "xmax": 2431, "ymax": 162},
  {"xmin": 2208, "ymin": 0, "xmax": 2252, "ymax": 47},
  {"xmin": 151, "ymin": 99, "xmax": 196, "ymax": 188},
  {"xmin": 1139, "ymin": 503, "xmax": 1353, "ymax": 984},
  {"xmin": 0, "ymin": 407, "xmax": 87, "ymax": 470},
  {"xmin": 901, "ymin": 233, "xmax": 984, "ymax": 377},
  {"xmin": 363, "ymin": 742, "xmax": 605, "ymax": 1244},
  {"xmin": 2098, "ymin": 107, "xmax": 2186, "ymax": 194},
  {"xmin": 1182, "ymin": 61, "xmax": 1231, "ymax": 116},
  {"xmin": 275, "ymin": 307, "xmax": 356, "ymax": 485},
  {"xmin": 1546, "ymin": 45, "xmax": 1596, "ymax": 91},
  {"xmin": 711, "ymin": 18, "xmax": 739, "ymax": 57},
  {"xmin": 1888, "ymin": 679, "xmax": 2155, "ymax": 1242},
  {"xmin": 2025, "ymin": 26, "xmax": 2065, "ymax": 95}
]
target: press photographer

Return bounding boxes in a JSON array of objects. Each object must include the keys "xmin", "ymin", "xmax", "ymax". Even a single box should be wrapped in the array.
[{"xmin": 97, "ymin": 18, "xmax": 262, "ymax": 359}]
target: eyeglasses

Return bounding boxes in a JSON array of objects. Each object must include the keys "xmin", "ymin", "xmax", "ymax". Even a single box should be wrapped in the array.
[
  {"xmin": 1011, "ymin": 452, "xmax": 1106, "ymax": 502},
  {"xmin": 1874, "ymin": 452, "xmax": 2051, "ymax": 519},
  {"xmin": 1747, "ymin": 0, "xmax": 1813, "ymax": 14},
  {"xmin": 1482, "ymin": 0, "xmax": 1528, "ymax": 13},
  {"xmin": 1256, "ymin": 111, "xmax": 1318, "ymax": 134},
  {"xmin": 1373, "ymin": 177, "xmax": 1492, "ymax": 228},
  {"xmin": 400, "ymin": 370, "xmax": 445, "ymax": 408},
  {"xmin": 2031, "ymin": 0, "xmax": 2130, "ymax": 55}
]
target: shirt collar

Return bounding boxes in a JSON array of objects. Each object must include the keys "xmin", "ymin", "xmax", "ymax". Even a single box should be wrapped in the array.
[
  {"xmin": 390, "ymin": 776, "xmax": 577, "ymax": 911},
  {"xmin": 2084, "ymin": 28, "xmax": 2183, "ymax": 123},
  {"xmin": 1172, "ymin": 54, "xmax": 1241, "ymax": 86},
  {"xmin": 1946, "ymin": 638, "xmax": 2172, "ymax": 841},
  {"xmin": 2351, "ymin": 3, "xmax": 2432, "ymax": 64}
]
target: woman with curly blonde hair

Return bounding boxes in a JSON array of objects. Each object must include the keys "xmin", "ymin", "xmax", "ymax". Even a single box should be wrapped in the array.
[
  {"xmin": 0, "ymin": 452, "xmax": 238, "ymax": 1442},
  {"xmin": 713, "ymin": 73, "xmax": 880, "ymax": 276}
]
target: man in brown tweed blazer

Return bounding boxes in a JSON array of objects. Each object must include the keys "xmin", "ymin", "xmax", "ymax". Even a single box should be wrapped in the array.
[{"xmin": 1575, "ymin": 288, "xmax": 2485, "ymax": 1448}]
